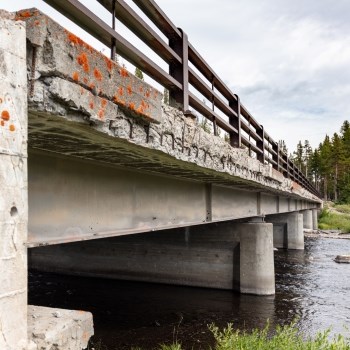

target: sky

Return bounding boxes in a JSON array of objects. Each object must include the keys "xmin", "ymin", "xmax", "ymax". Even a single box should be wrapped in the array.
[{"xmin": 3, "ymin": 0, "xmax": 350, "ymax": 152}]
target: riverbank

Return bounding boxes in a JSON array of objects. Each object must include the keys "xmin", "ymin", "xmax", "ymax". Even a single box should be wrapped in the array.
[{"xmin": 318, "ymin": 203, "xmax": 350, "ymax": 233}]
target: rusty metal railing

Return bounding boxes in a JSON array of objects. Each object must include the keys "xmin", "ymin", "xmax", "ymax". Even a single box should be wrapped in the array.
[{"xmin": 43, "ymin": 0, "xmax": 320, "ymax": 198}]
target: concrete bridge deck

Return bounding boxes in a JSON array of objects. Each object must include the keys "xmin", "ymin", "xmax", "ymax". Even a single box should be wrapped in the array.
[{"xmin": 0, "ymin": 8, "xmax": 321, "ymax": 350}]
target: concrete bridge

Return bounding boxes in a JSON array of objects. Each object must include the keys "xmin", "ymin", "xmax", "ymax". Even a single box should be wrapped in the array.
[{"xmin": 0, "ymin": 5, "xmax": 321, "ymax": 350}]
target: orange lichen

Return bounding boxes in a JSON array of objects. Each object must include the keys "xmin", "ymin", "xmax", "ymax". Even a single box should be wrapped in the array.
[
  {"xmin": 89, "ymin": 102, "xmax": 94, "ymax": 109},
  {"xmin": 9, "ymin": 124, "xmax": 15, "ymax": 132},
  {"xmin": 89, "ymin": 83, "xmax": 95, "ymax": 90},
  {"xmin": 1, "ymin": 110, "xmax": 10, "ymax": 121},
  {"xmin": 118, "ymin": 87, "xmax": 124, "ymax": 96},
  {"xmin": 104, "ymin": 57, "xmax": 113, "ymax": 71},
  {"xmin": 16, "ymin": 10, "xmax": 32, "ymax": 19},
  {"xmin": 83, "ymin": 78, "xmax": 88, "ymax": 84},
  {"xmin": 72, "ymin": 72, "xmax": 79, "ymax": 81},
  {"xmin": 0, "ymin": 98, "xmax": 2, "ymax": 104},
  {"xmin": 67, "ymin": 33, "xmax": 83, "ymax": 46},
  {"xmin": 1, "ymin": 121, "xmax": 4, "ymax": 127},
  {"xmin": 120, "ymin": 67, "xmax": 129, "ymax": 78},
  {"xmin": 127, "ymin": 85, "xmax": 132, "ymax": 95},
  {"xmin": 101, "ymin": 99, "xmax": 107, "ymax": 108},
  {"xmin": 93, "ymin": 68, "xmax": 103, "ymax": 81},
  {"xmin": 77, "ymin": 53, "xmax": 89, "ymax": 73},
  {"xmin": 98, "ymin": 110, "xmax": 105, "ymax": 119},
  {"xmin": 129, "ymin": 102, "xmax": 135, "ymax": 110},
  {"xmin": 139, "ymin": 86, "xmax": 143, "ymax": 93},
  {"xmin": 34, "ymin": 20, "xmax": 40, "ymax": 26},
  {"xmin": 145, "ymin": 90, "xmax": 151, "ymax": 98}
]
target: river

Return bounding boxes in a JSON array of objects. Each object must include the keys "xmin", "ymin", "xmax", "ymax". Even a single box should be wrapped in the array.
[{"xmin": 28, "ymin": 236, "xmax": 350, "ymax": 349}]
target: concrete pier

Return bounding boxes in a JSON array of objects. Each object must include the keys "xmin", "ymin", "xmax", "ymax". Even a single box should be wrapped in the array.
[
  {"xmin": 312, "ymin": 208, "xmax": 318, "ymax": 230},
  {"xmin": 266, "ymin": 212, "xmax": 304, "ymax": 250},
  {"xmin": 238, "ymin": 222, "xmax": 275, "ymax": 295},
  {"xmin": 301, "ymin": 209, "xmax": 313, "ymax": 230},
  {"xmin": 29, "ymin": 220, "xmax": 275, "ymax": 295},
  {"xmin": 0, "ymin": 12, "xmax": 28, "ymax": 350}
]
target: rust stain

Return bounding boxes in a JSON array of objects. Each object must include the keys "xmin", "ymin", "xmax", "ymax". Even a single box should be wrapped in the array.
[
  {"xmin": 1, "ymin": 110, "xmax": 10, "ymax": 121},
  {"xmin": 118, "ymin": 87, "xmax": 124, "ymax": 96},
  {"xmin": 145, "ymin": 90, "xmax": 151, "ymax": 98},
  {"xmin": 72, "ymin": 72, "xmax": 79, "ymax": 81},
  {"xmin": 1, "ymin": 121, "xmax": 4, "ymax": 127},
  {"xmin": 93, "ymin": 68, "xmax": 103, "ymax": 81},
  {"xmin": 127, "ymin": 85, "xmax": 132, "ymax": 95},
  {"xmin": 89, "ymin": 101, "xmax": 94, "ymax": 109},
  {"xmin": 9, "ymin": 124, "xmax": 15, "ymax": 132},
  {"xmin": 77, "ymin": 53, "xmax": 90, "ymax": 73}
]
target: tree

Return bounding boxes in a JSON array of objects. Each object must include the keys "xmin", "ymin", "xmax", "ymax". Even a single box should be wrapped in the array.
[{"xmin": 134, "ymin": 67, "xmax": 144, "ymax": 80}]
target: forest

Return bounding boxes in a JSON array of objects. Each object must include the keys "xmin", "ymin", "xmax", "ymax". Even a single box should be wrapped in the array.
[{"xmin": 290, "ymin": 120, "xmax": 350, "ymax": 203}]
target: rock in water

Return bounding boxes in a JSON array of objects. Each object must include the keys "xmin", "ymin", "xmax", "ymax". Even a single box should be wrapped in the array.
[{"xmin": 334, "ymin": 255, "xmax": 350, "ymax": 263}]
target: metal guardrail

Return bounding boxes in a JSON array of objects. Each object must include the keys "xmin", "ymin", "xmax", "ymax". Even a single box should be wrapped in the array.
[{"xmin": 43, "ymin": 0, "xmax": 321, "ymax": 198}]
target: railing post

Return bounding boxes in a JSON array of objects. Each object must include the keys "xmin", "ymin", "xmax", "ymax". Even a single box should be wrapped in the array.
[
  {"xmin": 272, "ymin": 142, "xmax": 279, "ymax": 171},
  {"xmin": 111, "ymin": 0, "xmax": 116, "ymax": 60},
  {"xmin": 229, "ymin": 94, "xmax": 241, "ymax": 147},
  {"xmin": 257, "ymin": 125, "xmax": 265, "ymax": 163},
  {"xmin": 169, "ymin": 28, "xmax": 190, "ymax": 114}
]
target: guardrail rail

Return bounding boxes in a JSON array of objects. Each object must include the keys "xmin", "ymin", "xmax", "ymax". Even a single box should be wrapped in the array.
[{"xmin": 43, "ymin": 0, "xmax": 321, "ymax": 197}]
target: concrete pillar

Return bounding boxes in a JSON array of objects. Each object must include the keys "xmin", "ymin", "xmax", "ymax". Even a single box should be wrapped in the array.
[
  {"xmin": 312, "ymin": 208, "xmax": 318, "ymax": 230},
  {"xmin": 301, "ymin": 209, "xmax": 313, "ymax": 230},
  {"xmin": 0, "ymin": 11, "xmax": 28, "ymax": 350},
  {"xmin": 266, "ymin": 212, "xmax": 304, "ymax": 250},
  {"xmin": 238, "ymin": 222, "xmax": 275, "ymax": 295}
]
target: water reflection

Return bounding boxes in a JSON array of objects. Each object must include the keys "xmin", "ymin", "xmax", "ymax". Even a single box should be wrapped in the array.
[{"xmin": 29, "ymin": 237, "xmax": 350, "ymax": 349}]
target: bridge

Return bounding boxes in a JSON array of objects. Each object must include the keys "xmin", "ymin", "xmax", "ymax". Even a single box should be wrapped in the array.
[{"xmin": 0, "ymin": 2, "xmax": 321, "ymax": 349}]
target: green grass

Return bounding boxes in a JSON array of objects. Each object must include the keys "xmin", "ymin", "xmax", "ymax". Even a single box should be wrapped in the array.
[
  {"xmin": 88, "ymin": 321, "xmax": 350, "ymax": 350},
  {"xmin": 319, "ymin": 206, "xmax": 350, "ymax": 232}
]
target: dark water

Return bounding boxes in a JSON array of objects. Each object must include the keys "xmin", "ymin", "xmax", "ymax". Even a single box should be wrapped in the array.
[{"xmin": 28, "ymin": 237, "xmax": 350, "ymax": 349}]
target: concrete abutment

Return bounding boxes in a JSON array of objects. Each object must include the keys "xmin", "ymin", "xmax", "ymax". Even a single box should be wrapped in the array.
[{"xmin": 301, "ymin": 209, "xmax": 313, "ymax": 230}]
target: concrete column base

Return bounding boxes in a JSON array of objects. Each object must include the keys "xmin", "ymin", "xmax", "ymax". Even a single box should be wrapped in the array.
[
  {"xmin": 28, "ymin": 305, "xmax": 93, "ymax": 350},
  {"xmin": 238, "ymin": 222, "xmax": 275, "ymax": 295}
]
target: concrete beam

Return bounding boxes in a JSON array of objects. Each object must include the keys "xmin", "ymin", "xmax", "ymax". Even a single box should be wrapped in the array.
[{"xmin": 0, "ymin": 11, "xmax": 28, "ymax": 350}]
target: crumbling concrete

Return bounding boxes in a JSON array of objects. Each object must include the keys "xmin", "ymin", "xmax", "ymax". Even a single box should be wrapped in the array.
[
  {"xmin": 0, "ymin": 11, "xmax": 28, "ymax": 350},
  {"xmin": 28, "ymin": 305, "xmax": 93, "ymax": 350},
  {"xmin": 16, "ymin": 8, "xmax": 320, "ymax": 204}
]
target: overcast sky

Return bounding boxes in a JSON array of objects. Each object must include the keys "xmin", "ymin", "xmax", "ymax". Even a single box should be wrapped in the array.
[{"xmin": 3, "ymin": 0, "xmax": 350, "ymax": 152}]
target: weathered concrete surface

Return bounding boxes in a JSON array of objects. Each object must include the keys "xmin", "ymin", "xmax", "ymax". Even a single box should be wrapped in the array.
[
  {"xmin": 266, "ymin": 212, "xmax": 304, "ymax": 249},
  {"xmin": 0, "ymin": 11, "xmax": 28, "ymax": 350},
  {"xmin": 16, "ymin": 8, "xmax": 321, "ymax": 207},
  {"xmin": 239, "ymin": 222, "xmax": 275, "ymax": 295},
  {"xmin": 28, "ymin": 305, "xmax": 93, "ymax": 350},
  {"xmin": 16, "ymin": 8, "xmax": 162, "ymax": 124}
]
